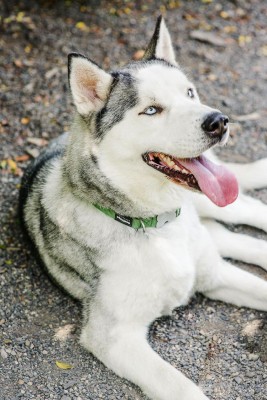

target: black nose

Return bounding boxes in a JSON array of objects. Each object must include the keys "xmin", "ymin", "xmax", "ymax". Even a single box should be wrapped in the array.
[{"xmin": 202, "ymin": 112, "xmax": 229, "ymax": 139}]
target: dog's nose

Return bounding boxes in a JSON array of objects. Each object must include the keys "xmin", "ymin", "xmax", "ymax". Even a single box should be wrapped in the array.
[{"xmin": 202, "ymin": 112, "xmax": 229, "ymax": 139}]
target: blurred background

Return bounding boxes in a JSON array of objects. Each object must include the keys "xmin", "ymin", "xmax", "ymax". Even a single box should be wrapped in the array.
[{"xmin": 0, "ymin": 1, "xmax": 267, "ymax": 399}]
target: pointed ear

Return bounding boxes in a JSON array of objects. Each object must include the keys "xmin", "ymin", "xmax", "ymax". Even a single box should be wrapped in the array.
[
  {"xmin": 143, "ymin": 16, "xmax": 177, "ymax": 66},
  {"xmin": 68, "ymin": 53, "xmax": 112, "ymax": 115}
]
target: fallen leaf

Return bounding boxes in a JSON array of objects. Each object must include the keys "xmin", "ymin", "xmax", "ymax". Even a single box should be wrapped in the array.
[
  {"xmin": 261, "ymin": 45, "xmax": 267, "ymax": 56},
  {"xmin": 27, "ymin": 137, "xmax": 48, "ymax": 146},
  {"xmin": 231, "ymin": 112, "xmax": 261, "ymax": 121},
  {"xmin": 190, "ymin": 30, "xmax": 226, "ymax": 47},
  {"xmin": 168, "ymin": 0, "xmax": 181, "ymax": 9},
  {"xmin": 0, "ymin": 160, "xmax": 7, "ymax": 169},
  {"xmin": 24, "ymin": 45, "xmax": 32, "ymax": 54},
  {"xmin": 0, "ymin": 119, "xmax": 9, "ymax": 126},
  {"xmin": 25, "ymin": 148, "xmax": 40, "ymax": 158},
  {"xmin": 7, "ymin": 159, "xmax": 17, "ymax": 172},
  {"xmin": 55, "ymin": 360, "xmax": 73, "ymax": 370},
  {"xmin": 54, "ymin": 324, "xmax": 75, "ymax": 341},
  {"xmin": 133, "ymin": 49, "xmax": 145, "ymax": 60},
  {"xmin": 223, "ymin": 25, "xmax": 237, "ymax": 33},
  {"xmin": 45, "ymin": 67, "xmax": 59, "ymax": 80},
  {"xmin": 242, "ymin": 320, "xmax": 262, "ymax": 337},
  {"xmin": 159, "ymin": 5, "xmax": 166, "ymax": 14},
  {"xmin": 16, "ymin": 12, "xmax": 25, "ymax": 22},
  {"xmin": 14, "ymin": 59, "xmax": 23, "ymax": 68},
  {"xmin": 15, "ymin": 154, "xmax": 30, "ymax": 162},
  {"xmin": 220, "ymin": 11, "xmax": 229, "ymax": 19},
  {"xmin": 21, "ymin": 117, "xmax": 30, "ymax": 125},
  {"xmin": 75, "ymin": 21, "xmax": 90, "ymax": 32},
  {"xmin": 238, "ymin": 35, "xmax": 252, "ymax": 47},
  {"xmin": 123, "ymin": 7, "xmax": 131, "ymax": 15}
]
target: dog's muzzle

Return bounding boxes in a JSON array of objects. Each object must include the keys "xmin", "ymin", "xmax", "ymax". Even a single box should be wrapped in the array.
[{"xmin": 202, "ymin": 112, "xmax": 229, "ymax": 141}]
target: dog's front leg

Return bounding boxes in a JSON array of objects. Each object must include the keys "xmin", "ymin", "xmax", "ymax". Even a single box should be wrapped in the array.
[{"xmin": 80, "ymin": 304, "xmax": 209, "ymax": 400}]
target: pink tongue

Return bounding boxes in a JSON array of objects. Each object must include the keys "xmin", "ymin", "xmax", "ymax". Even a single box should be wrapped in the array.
[{"xmin": 179, "ymin": 155, "xmax": 238, "ymax": 207}]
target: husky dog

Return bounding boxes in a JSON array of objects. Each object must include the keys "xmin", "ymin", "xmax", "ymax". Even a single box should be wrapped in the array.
[{"xmin": 19, "ymin": 17, "xmax": 267, "ymax": 400}]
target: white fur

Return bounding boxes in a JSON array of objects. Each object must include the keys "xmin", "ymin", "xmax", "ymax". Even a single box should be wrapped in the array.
[{"xmin": 40, "ymin": 19, "xmax": 267, "ymax": 400}]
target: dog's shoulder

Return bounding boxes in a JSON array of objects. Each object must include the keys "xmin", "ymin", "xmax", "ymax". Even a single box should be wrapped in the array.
[{"xmin": 19, "ymin": 133, "xmax": 68, "ymax": 222}]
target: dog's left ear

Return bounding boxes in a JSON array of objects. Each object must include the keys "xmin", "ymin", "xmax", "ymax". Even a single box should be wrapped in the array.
[
  {"xmin": 68, "ymin": 53, "xmax": 112, "ymax": 115},
  {"xmin": 143, "ymin": 16, "xmax": 177, "ymax": 66}
]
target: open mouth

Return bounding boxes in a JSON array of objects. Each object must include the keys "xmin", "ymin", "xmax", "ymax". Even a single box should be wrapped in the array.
[{"xmin": 142, "ymin": 152, "xmax": 238, "ymax": 207}]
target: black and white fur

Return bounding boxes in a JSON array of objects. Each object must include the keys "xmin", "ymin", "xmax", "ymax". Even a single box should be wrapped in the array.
[{"xmin": 20, "ymin": 17, "xmax": 267, "ymax": 400}]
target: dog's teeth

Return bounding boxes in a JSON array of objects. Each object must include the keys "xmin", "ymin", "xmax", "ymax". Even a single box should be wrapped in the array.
[{"xmin": 173, "ymin": 164, "xmax": 179, "ymax": 171}]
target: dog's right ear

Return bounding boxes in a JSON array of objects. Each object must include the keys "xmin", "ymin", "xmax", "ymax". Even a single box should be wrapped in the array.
[
  {"xmin": 143, "ymin": 16, "xmax": 177, "ymax": 66},
  {"xmin": 68, "ymin": 53, "xmax": 112, "ymax": 115}
]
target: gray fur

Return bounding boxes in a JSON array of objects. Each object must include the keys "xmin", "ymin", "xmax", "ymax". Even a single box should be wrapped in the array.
[
  {"xmin": 95, "ymin": 71, "xmax": 138, "ymax": 138},
  {"xmin": 19, "ymin": 58, "xmax": 155, "ymax": 298}
]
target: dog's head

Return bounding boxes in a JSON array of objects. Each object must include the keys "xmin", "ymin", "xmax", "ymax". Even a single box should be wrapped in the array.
[{"xmin": 68, "ymin": 17, "xmax": 238, "ymax": 211}]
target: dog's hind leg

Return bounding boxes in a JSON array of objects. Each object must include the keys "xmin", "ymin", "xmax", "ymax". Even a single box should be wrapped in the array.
[
  {"xmin": 197, "ymin": 230, "xmax": 267, "ymax": 311},
  {"xmin": 222, "ymin": 158, "xmax": 267, "ymax": 191},
  {"xmin": 203, "ymin": 219, "xmax": 267, "ymax": 271},
  {"xmin": 195, "ymin": 193, "xmax": 267, "ymax": 233},
  {"xmin": 80, "ymin": 304, "xmax": 209, "ymax": 400},
  {"xmin": 207, "ymin": 150, "xmax": 267, "ymax": 191},
  {"xmin": 200, "ymin": 259, "xmax": 267, "ymax": 311}
]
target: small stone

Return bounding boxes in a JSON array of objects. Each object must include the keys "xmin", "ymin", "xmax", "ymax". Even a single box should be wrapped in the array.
[
  {"xmin": 18, "ymin": 379, "xmax": 24, "ymax": 385},
  {"xmin": 0, "ymin": 348, "xmax": 8, "ymax": 359},
  {"xmin": 234, "ymin": 376, "xmax": 242, "ymax": 384},
  {"xmin": 248, "ymin": 353, "xmax": 259, "ymax": 361}
]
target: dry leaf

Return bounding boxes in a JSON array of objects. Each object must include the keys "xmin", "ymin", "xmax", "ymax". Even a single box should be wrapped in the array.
[
  {"xmin": 15, "ymin": 154, "xmax": 30, "ymax": 162},
  {"xmin": 75, "ymin": 21, "xmax": 90, "ymax": 32},
  {"xmin": 54, "ymin": 324, "xmax": 75, "ymax": 341},
  {"xmin": 238, "ymin": 35, "xmax": 252, "ymax": 47},
  {"xmin": 25, "ymin": 148, "xmax": 40, "ymax": 158},
  {"xmin": 220, "ymin": 11, "xmax": 229, "ymax": 19},
  {"xmin": 133, "ymin": 50, "xmax": 145, "ymax": 60},
  {"xmin": 55, "ymin": 360, "xmax": 73, "ymax": 370},
  {"xmin": 27, "ymin": 137, "xmax": 48, "ymax": 146},
  {"xmin": 14, "ymin": 59, "xmax": 23, "ymax": 68},
  {"xmin": 231, "ymin": 112, "xmax": 261, "ymax": 121},
  {"xmin": 21, "ymin": 117, "xmax": 30, "ymax": 125},
  {"xmin": 190, "ymin": 30, "xmax": 226, "ymax": 47},
  {"xmin": 7, "ymin": 159, "xmax": 17, "ymax": 171},
  {"xmin": 24, "ymin": 45, "xmax": 32, "ymax": 54},
  {"xmin": 224, "ymin": 25, "xmax": 237, "ymax": 33},
  {"xmin": 261, "ymin": 45, "xmax": 267, "ymax": 56},
  {"xmin": 242, "ymin": 320, "xmax": 262, "ymax": 337}
]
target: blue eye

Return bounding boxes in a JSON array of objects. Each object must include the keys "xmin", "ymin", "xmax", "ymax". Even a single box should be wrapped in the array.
[{"xmin": 145, "ymin": 106, "xmax": 158, "ymax": 115}]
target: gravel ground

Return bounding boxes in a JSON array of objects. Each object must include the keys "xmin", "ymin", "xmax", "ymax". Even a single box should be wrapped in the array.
[{"xmin": 0, "ymin": 1, "xmax": 267, "ymax": 399}]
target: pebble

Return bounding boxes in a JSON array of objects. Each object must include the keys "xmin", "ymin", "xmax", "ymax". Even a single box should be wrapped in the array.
[
  {"xmin": 0, "ymin": 348, "xmax": 8, "ymax": 359},
  {"xmin": 248, "ymin": 354, "xmax": 260, "ymax": 361}
]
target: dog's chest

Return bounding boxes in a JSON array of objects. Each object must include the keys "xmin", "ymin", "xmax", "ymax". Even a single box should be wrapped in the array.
[{"xmin": 99, "ymin": 221, "xmax": 197, "ymax": 322}]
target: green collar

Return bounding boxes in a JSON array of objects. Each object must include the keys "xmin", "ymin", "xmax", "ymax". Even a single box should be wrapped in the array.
[{"xmin": 94, "ymin": 204, "xmax": 181, "ymax": 231}]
